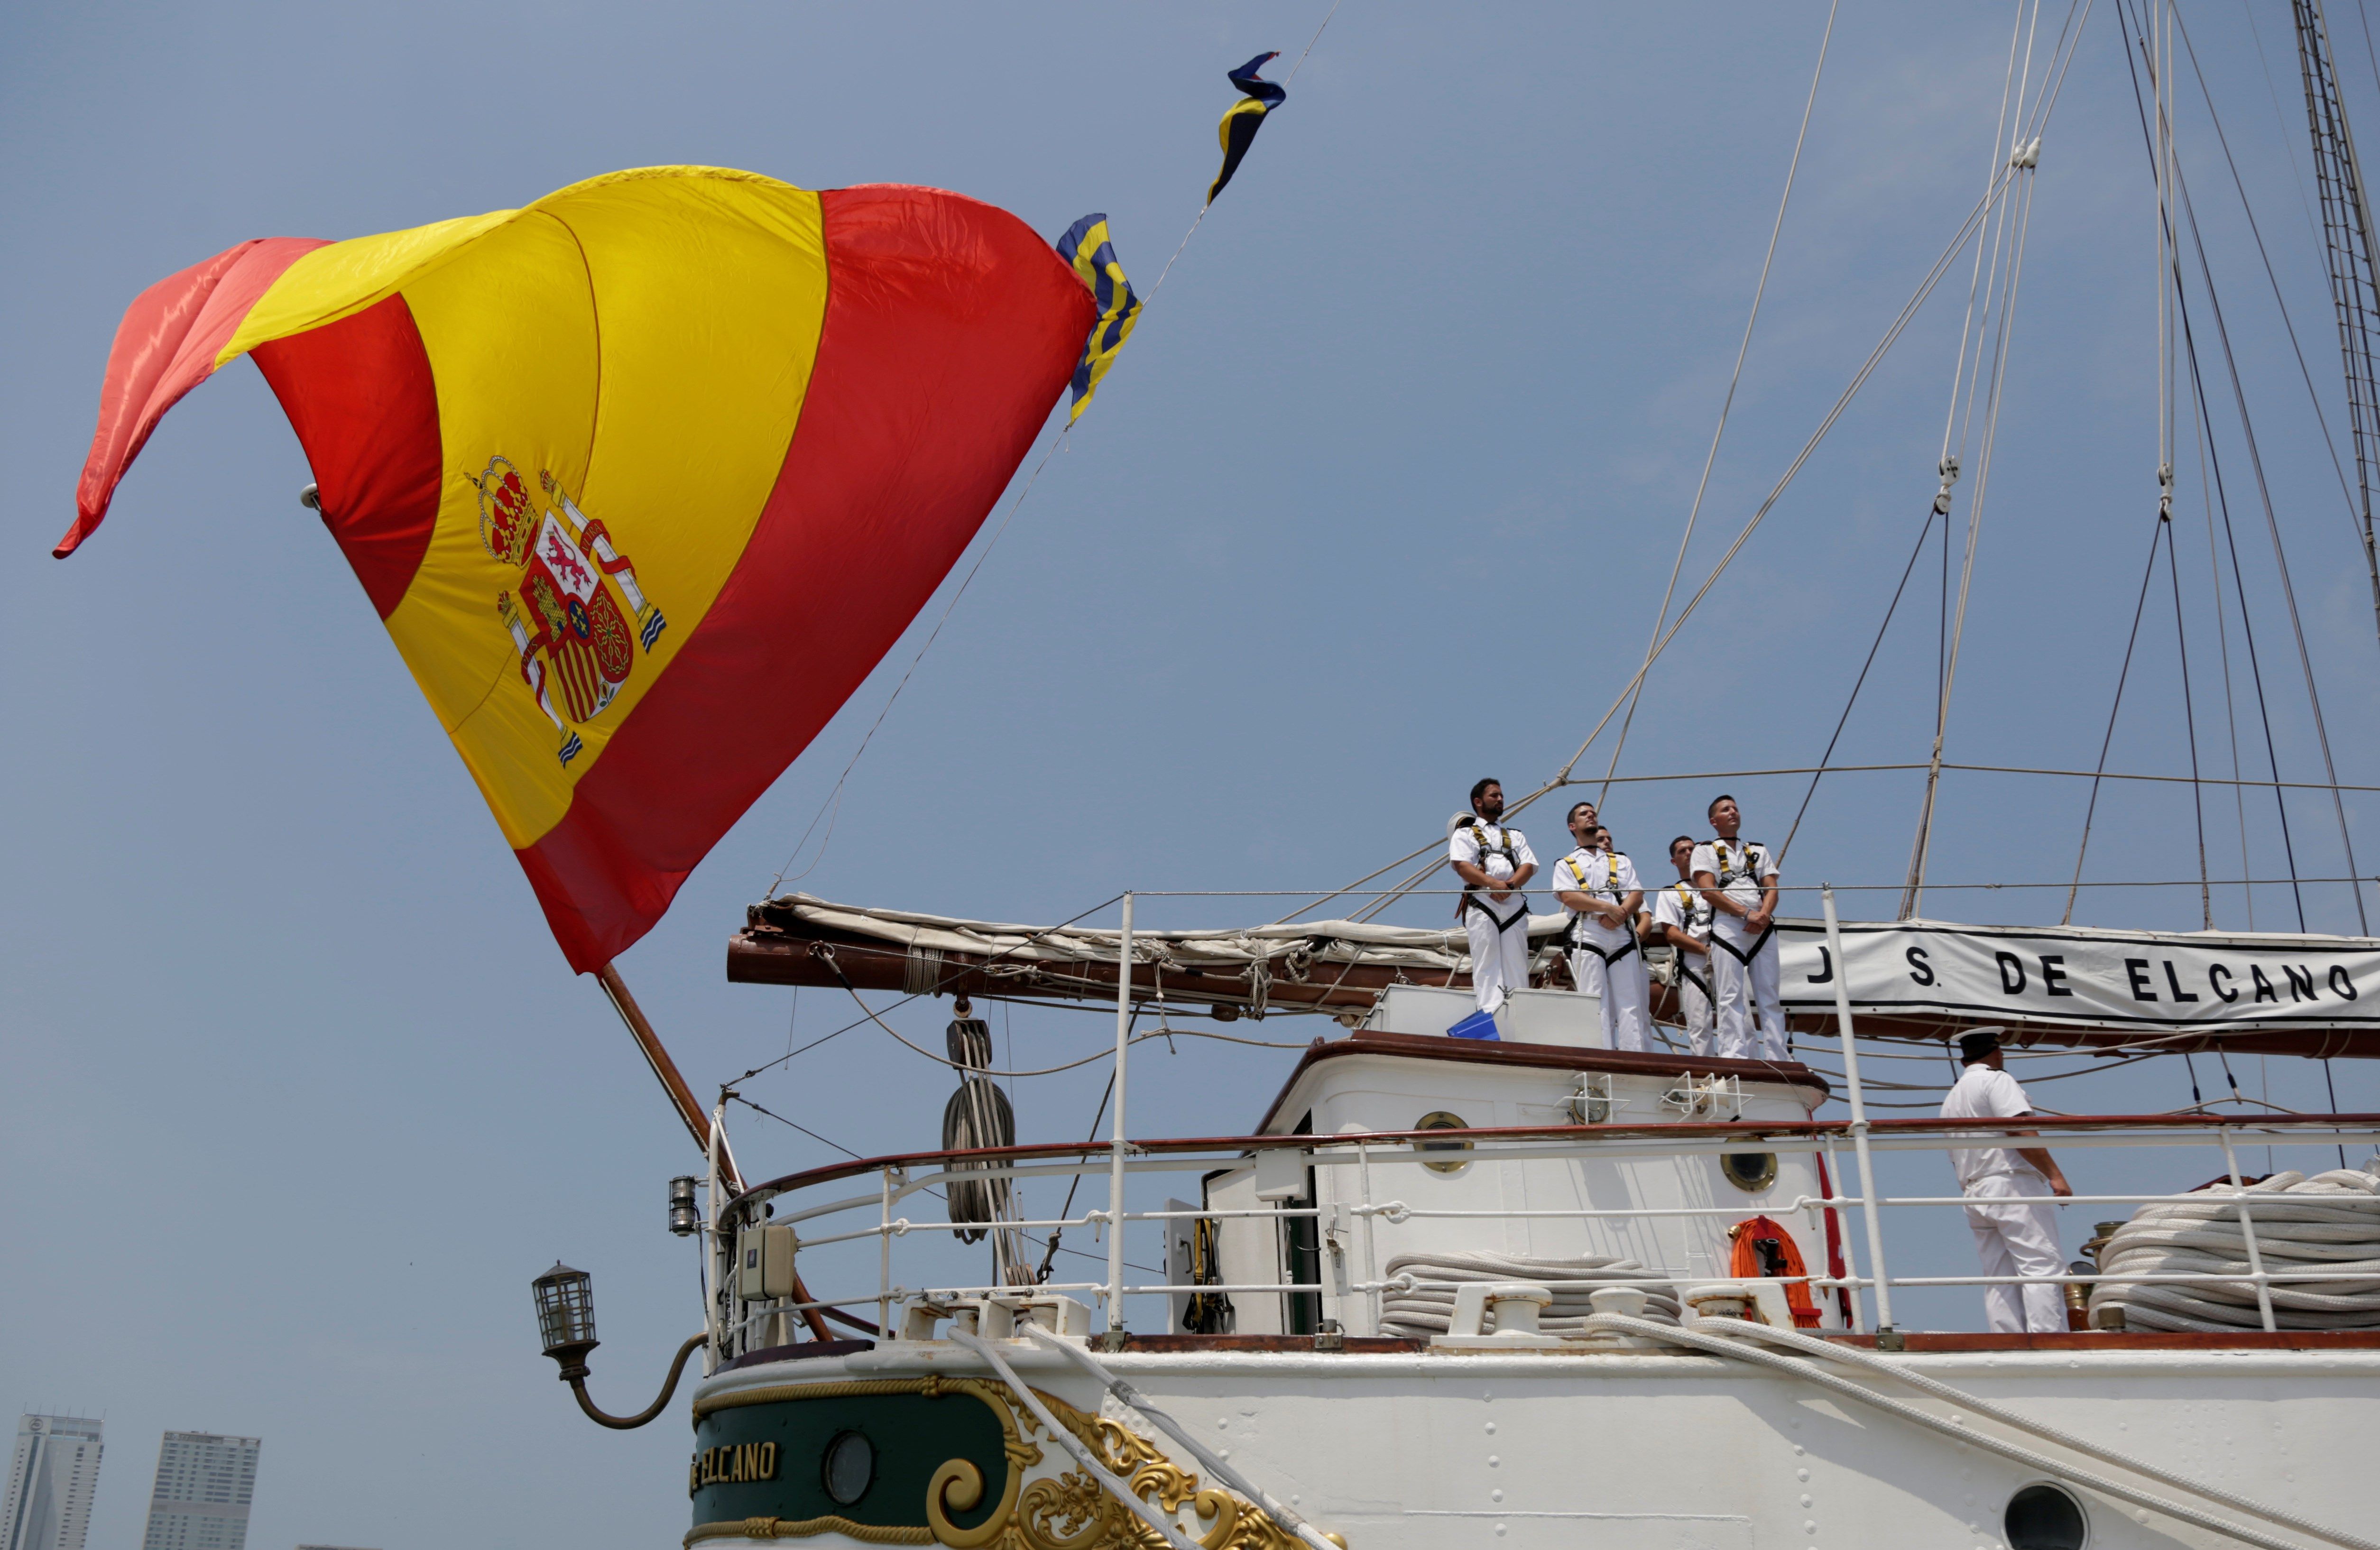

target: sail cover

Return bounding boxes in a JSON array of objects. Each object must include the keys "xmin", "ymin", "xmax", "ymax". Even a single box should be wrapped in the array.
[
  {"xmin": 732, "ymin": 896, "xmax": 2380, "ymax": 1057},
  {"xmin": 59, "ymin": 168, "xmax": 1095, "ymax": 971}
]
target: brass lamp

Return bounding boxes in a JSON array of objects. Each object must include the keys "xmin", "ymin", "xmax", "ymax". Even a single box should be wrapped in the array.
[
  {"xmin": 529, "ymin": 1259, "xmax": 708, "ymax": 1431},
  {"xmin": 532, "ymin": 1262, "xmax": 599, "ymax": 1381}
]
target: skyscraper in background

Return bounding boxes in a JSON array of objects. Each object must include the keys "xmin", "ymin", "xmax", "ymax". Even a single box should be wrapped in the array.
[
  {"xmin": 3, "ymin": 1415, "xmax": 103, "ymax": 1550},
  {"xmin": 139, "ymin": 1434, "xmax": 260, "ymax": 1550}
]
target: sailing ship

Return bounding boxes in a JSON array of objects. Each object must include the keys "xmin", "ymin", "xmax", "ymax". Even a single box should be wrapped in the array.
[
  {"xmin": 53, "ymin": 7, "xmax": 2380, "ymax": 1550},
  {"xmin": 597, "ymin": 10, "xmax": 2380, "ymax": 1550}
]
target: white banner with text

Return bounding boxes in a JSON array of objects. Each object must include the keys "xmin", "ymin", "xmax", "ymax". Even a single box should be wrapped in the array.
[{"xmin": 1773, "ymin": 918, "xmax": 2380, "ymax": 1033}]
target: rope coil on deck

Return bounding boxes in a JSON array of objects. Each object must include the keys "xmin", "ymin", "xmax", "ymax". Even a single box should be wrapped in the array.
[
  {"xmin": 2090, "ymin": 1164, "xmax": 2380, "ymax": 1331},
  {"xmin": 1377, "ymin": 1251, "xmax": 1680, "ymax": 1336}
]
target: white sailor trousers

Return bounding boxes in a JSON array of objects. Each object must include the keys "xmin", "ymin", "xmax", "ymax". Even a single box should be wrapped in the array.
[
  {"xmin": 1567, "ymin": 925, "xmax": 1650, "ymax": 1052},
  {"xmin": 1708, "ymin": 920, "xmax": 1784, "ymax": 1061},
  {"xmin": 1673, "ymin": 950, "xmax": 1716, "ymax": 1056},
  {"xmin": 1463, "ymin": 896, "xmax": 1531, "ymax": 1015},
  {"xmin": 1962, "ymin": 1169, "xmax": 2066, "ymax": 1333}
]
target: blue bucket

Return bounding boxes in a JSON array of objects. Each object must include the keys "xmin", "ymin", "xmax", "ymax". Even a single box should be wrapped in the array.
[{"xmin": 1446, "ymin": 1008, "xmax": 1501, "ymax": 1041}]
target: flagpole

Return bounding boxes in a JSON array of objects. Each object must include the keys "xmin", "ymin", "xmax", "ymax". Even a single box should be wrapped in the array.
[{"xmin": 596, "ymin": 961, "xmax": 837, "ymax": 1344}]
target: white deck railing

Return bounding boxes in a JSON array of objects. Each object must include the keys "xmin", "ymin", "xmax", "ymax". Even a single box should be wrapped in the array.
[{"xmin": 703, "ymin": 890, "xmax": 2380, "ymax": 1364}]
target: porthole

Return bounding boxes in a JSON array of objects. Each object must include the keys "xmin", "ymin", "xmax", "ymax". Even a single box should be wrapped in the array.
[
  {"xmin": 1720, "ymin": 1152, "xmax": 1778, "ymax": 1193},
  {"xmin": 1416, "ymin": 1111, "xmax": 1474, "ymax": 1174},
  {"xmin": 822, "ymin": 1430, "xmax": 875, "ymax": 1506},
  {"xmin": 2005, "ymin": 1483, "xmax": 2087, "ymax": 1550}
]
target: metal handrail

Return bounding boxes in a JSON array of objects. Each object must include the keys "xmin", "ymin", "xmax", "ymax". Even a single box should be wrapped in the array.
[{"xmin": 727, "ymin": 1110, "xmax": 2380, "ymax": 1221}]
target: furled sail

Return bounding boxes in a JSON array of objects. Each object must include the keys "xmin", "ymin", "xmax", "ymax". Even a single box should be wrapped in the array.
[{"xmin": 733, "ymin": 895, "xmax": 2380, "ymax": 1057}]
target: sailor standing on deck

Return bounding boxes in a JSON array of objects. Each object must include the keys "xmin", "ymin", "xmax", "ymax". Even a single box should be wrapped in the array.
[
  {"xmin": 1651, "ymin": 834, "xmax": 1717, "ymax": 1055},
  {"xmin": 1550, "ymin": 807, "xmax": 1651, "ymax": 1051},
  {"xmin": 1941, "ymin": 1029, "xmax": 2074, "ymax": 1333},
  {"xmin": 1448, "ymin": 779, "xmax": 1538, "ymax": 1016},
  {"xmin": 1691, "ymin": 795, "xmax": 1786, "ymax": 1061}
]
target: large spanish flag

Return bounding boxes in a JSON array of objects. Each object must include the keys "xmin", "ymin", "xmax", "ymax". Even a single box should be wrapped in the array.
[{"xmin": 60, "ymin": 166, "xmax": 1096, "ymax": 972}]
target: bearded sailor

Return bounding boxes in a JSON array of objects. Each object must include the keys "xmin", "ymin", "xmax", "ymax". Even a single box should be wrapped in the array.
[
  {"xmin": 1691, "ymin": 794, "xmax": 1785, "ymax": 1061},
  {"xmin": 1550, "ymin": 805, "xmax": 1650, "ymax": 1051},
  {"xmin": 1651, "ymin": 833, "xmax": 1717, "ymax": 1055},
  {"xmin": 1448, "ymin": 778, "xmax": 1538, "ymax": 1017}
]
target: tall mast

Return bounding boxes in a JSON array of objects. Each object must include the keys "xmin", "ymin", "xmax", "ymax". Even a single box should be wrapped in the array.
[{"xmin": 2292, "ymin": 0, "xmax": 2380, "ymax": 646}]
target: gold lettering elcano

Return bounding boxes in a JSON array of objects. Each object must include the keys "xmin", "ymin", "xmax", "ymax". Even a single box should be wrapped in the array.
[{"xmin": 688, "ymin": 1441, "xmax": 781, "ymax": 1496}]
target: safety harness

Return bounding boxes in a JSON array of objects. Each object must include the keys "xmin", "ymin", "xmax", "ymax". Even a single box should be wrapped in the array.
[
  {"xmin": 1454, "ymin": 817, "xmax": 1531, "ymax": 930},
  {"xmin": 1559, "ymin": 849, "xmax": 1639, "ymax": 960},
  {"xmin": 1705, "ymin": 837, "xmax": 1777, "ymax": 960}
]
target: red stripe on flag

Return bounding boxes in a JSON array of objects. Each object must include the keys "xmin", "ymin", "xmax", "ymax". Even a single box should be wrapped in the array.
[
  {"xmin": 515, "ymin": 185, "xmax": 1096, "ymax": 971},
  {"xmin": 58, "ymin": 236, "xmax": 329, "ymax": 558},
  {"xmin": 251, "ymin": 295, "xmax": 442, "ymax": 619}
]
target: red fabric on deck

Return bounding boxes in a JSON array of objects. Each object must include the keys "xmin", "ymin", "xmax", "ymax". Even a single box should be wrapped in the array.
[{"xmin": 515, "ymin": 185, "xmax": 1095, "ymax": 971}]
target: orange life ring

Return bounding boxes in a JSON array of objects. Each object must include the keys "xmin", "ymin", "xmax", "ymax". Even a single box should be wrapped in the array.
[{"xmin": 1727, "ymin": 1214, "xmax": 1824, "ymax": 1328}]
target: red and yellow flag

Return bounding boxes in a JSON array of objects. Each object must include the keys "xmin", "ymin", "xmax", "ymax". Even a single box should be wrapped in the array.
[{"xmin": 60, "ymin": 166, "xmax": 1095, "ymax": 972}]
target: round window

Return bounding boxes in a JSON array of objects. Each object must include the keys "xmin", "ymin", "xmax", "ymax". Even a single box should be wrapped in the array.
[
  {"xmin": 1415, "ymin": 1111, "xmax": 1474, "ymax": 1174},
  {"xmin": 2005, "ymin": 1483, "xmax": 2087, "ymax": 1550},
  {"xmin": 822, "ymin": 1430, "xmax": 875, "ymax": 1506},
  {"xmin": 1720, "ymin": 1152, "xmax": 1778, "ymax": 1193}
]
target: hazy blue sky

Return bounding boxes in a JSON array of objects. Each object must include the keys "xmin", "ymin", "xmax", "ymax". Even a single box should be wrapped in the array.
[{"xmin": 8, "ymin": 3, "xmax": 2380, "ymax": 1547}]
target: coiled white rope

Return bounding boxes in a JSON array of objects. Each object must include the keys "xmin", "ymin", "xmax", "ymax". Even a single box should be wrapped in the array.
[
  {"xmin": 1378, "ymin": 1251, "xmax": 1679, "ymax": 1337},
  {"xmin": 2091, "ymin": 1166, "xmax": 2380, "ymax": 1331}
]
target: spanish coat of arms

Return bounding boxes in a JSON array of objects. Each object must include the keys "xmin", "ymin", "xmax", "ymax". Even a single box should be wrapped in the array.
[{"xmin": 471, "ymin": 456, "xmax": 666, "ymax": 766}]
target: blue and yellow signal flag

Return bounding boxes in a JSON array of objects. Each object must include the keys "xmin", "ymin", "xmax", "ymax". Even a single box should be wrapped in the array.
[
  {"xmin": 1208, "ymin": 51, "xmax": 1287, "ymax": 204},
  {"xmin": 1054, "ymin": 214, "xmax": 1144, "ymax": 421}
]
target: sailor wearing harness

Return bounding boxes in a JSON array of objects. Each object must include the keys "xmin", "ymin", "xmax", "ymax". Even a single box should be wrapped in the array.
[
  {"xmin": 1691, "ymin": 794, "xmax": 1785, "ymax": 1061},
  {"xmin": 1941, "ymin": 1029, "xmax": 2074, "ymax": 1333},
  {"xmin": 1448, "ymin": 778, "xmax": 1538, "ymax": 1016},
  {"xmin": 1550, "ymin": 805, "xmax": 1650, "ymax": 1051},
  {"xmin": 1651, "ymin": 833, "xmax": 1716, "ymax": 1055}
]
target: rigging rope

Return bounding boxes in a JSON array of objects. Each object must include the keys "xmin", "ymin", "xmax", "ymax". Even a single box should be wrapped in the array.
[
  {"xmin": 2125, "ymin": 9, "xmax": 2371, "ymax": 932},
  {"xmin": 1777, "ymin": 505, "xmax": 1942, "ymax": 865},
  {"xmin": 1329, "ymin": 166, "xmax": 2051, "ymax": 931},
  {"xmin": 2062, "ymin": 520, "xmax": 2171, "ymax": 925},
  {"xmin": 768, "ymin": 0, "xmax": 1345, "ymax": 891},
  {"xmin": 1904, "ymin": 0, "xmax": 2090, "ymax": 917},
  {"xmin": 1599, "ymin": 0, "xmax": 1841, "ymax": 800}
]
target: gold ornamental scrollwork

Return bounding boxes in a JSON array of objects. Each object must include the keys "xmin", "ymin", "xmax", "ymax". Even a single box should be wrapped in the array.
[{"xmin": 683, "ymin": 1376, "xmax": 1341, "ymax": 1550}]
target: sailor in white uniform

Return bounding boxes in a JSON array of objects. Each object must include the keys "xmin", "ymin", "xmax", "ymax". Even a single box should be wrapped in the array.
[
  {"xmin": 1650, "ymin": 833, "xmax": 1716, "ymax": 1055},
  {"xmin": 1690, "ymin": 794, "xmax": 1786, "ymax": 1061},
  {"xmin": 1448, "ymin": 778, "xmax": 1538, "ymax": 1016},
  {"xmin": 1549, "ymin": 806, "xmax": 1650, "ymax": 1051},
  {"xmin": 1940, "ymin": 1029, "xmax": 2074, "ymax": 1333}
]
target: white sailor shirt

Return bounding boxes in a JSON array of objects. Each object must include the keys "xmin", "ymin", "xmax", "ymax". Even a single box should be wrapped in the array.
[
  {"xmin": 1688, "ymin": 836, "xmax": 1776, "ymax": 917},
  {"xmin": 1651, "ymin": 878, "xmax": 1715, "ymax": 941},
  {"xmin": 1450, "ymin": 819, "xmax": 1536, "ymax": 891}
]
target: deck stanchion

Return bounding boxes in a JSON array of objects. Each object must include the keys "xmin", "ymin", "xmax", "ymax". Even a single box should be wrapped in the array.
[
  {"xmin": 1357, "ymin": 1140, "xmax": 1381, "ymax": 1333},
  {"xmin": 1106, "ymin": 893, "xmax": 1135, "ymax": 1337},
  {"xmin": 1818, "ymin": 1128, "xmax": 1865, "ymax": 1334},
  {"xmin": 879, "ymin": 1165, "xmax": 895, "ymax": 1340},
  {"xmin": 1822, "ymin": 885, "xmax": 1896, "ymax": 1341},
  {"xmin": 705, "ymin": 1098, "xmax": 726, "ymax": 1372},
  {"xmin": 2217, "ymin": 1126, "xmax": 2280, "ymax": 1333}
]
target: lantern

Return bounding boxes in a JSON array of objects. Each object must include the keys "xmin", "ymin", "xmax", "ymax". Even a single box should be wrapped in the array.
[{"xmin": 531, "ymin": 1261, "xmax": 599, "ymax": 1380}]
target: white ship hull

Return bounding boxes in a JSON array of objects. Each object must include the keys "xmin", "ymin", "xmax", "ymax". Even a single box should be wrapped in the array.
[{"xmin": 691, "ymin": 1339, "xmax": 2380, "ymax": 1550}]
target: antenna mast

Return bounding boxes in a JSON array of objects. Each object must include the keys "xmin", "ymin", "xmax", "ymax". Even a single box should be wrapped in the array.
[{"xmin": 2292, "ymin": 0, "xmax": 2380, "ymax": 646}]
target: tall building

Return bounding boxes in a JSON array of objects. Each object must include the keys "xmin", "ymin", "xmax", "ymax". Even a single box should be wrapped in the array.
[
  {"xmin": 139, "ymin": 1434, "xmax": 260, "ymax": 1550},
  {"xmin": 2, "ymin": 1415, "xmax": 103, "ymax": 1550}
]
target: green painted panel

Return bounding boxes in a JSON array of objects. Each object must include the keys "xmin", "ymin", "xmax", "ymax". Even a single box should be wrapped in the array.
[{"xmin": 690, "ymin": 1389, "xmax": 1009, "ymax": 1533}]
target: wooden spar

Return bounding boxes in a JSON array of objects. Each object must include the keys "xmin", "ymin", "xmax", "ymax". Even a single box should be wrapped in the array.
[
  {"xmin": 596, "ymin": 962, "xmax": 836, "ymax": 1342},
  {"xmin": 598, "ymin": 963, "xmax": 727, "ymax": 1173},
  {"xmin": 726, "ymin": 914, "xmax": 2380, "ymax": 1059}
]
